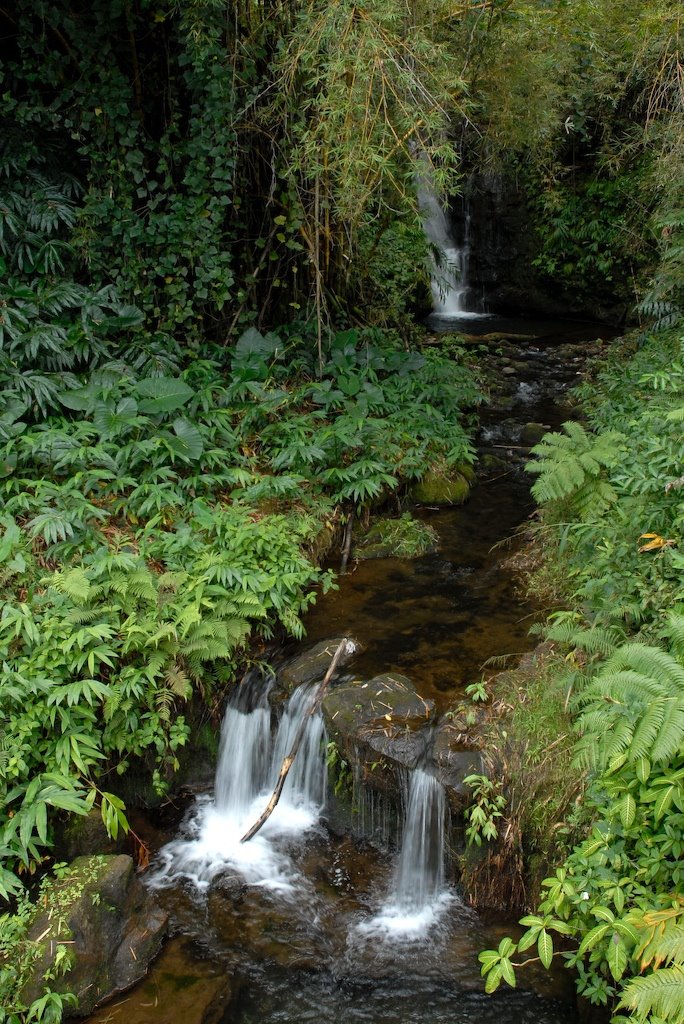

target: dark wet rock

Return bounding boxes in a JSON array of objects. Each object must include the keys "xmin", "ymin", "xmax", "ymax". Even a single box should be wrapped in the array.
[
  {"xmin": 279, "ymin": 637, "xmax": 360, "ymax": 691},
  {"xmin": 520, "ymin": 422, "xmax": 550, "ymax": 446},
  {"xmin": 21, "ymin": 855, "xmax": 167, "ymax": 1017},
  {"xmin": 501, "ymin": 365, "xmax": 517, "ymax": 376},
  {"xmin": 57, "ymin": 809, "xmax": 126, "ymax": 862},
  {"xmin": 207, "ymin": 882, "xmax": 327, "ymax": 969},
  {"xmin": 323, "ymin": 672, "xmax": 436, "ymax": 794},
  {"xmin": 411, "ymin": 464, "xmax": 474, "ymax": 506},
  {"xmin": 479, "ymin": 454, "xmax": 509, "ymax": 474},
  {"xmin": 428, "ymin": 718, "xmax": 483, "ymax": 812}
]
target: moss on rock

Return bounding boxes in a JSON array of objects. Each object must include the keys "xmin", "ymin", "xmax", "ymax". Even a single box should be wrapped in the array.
[
  {"xmin": 354, "ymin": 513, "xmax": 439, "ymax": 559},
  {"xmin": 411, "ymin": 463, "xmax": 474, "ymax": 506}
]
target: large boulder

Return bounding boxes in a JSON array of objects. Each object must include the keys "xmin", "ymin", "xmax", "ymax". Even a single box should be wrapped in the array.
[
  {"xmin": 322, "ymin": 672, "xmax": 436, "ymax": 794},
  {"xmin": 411, "ymin": 464, "xmax": 474, "ymax": 506},
  {"xmin": 21, "ymin": 855, "xmax": 167, "ymax": 1017}
]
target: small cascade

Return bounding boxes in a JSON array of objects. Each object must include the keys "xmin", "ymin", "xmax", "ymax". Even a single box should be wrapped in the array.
[
  {"xmin": 150, "ymin": 684, "xmax": 327, "ymax": 893},
  {"xmin": 269, "ymin": 685, "xmax": 328, "ymax": 809},
  {"xmin": 394, "ymin": 769, "xmax": 447, "ymax": 910},
  {"xmin": 359, "ymin": 768, "xmax": 453, "ymax": 939}
]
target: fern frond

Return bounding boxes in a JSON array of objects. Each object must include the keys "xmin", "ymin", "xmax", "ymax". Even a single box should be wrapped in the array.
[
  {"xmin": 618, "ymin": 965, "xmax": 684, "ymax": 1022},
  {"xmin": 526, "ymin": 422, "xmax": 624, "ymax": 518},
  {"xmin": 165, "ymin": 663, "xmax": 192, "ymax": 700},
  {"xmin": 663, "ymin": 613, "xmax": 684, "ymax": 661},
  {"xmin": 577, "ymin": 643, "xmax": 684, "ymax": 766}
]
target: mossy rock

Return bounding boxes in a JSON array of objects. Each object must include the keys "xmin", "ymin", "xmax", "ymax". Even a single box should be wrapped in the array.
[
  {"xmin": 322, "ymin": 672, "xmax": 436, "ymax": 794},
  {"xmin": 411, "ymin": 464, "xmax": 474, "ymax": 506},
  {"xmin": 354, "ymin": 513, "xmax": 439, "ymax": 560},
  {"xmin": 520, "ymin": 422, "xmax": 550, "ymax": 446},
  {"xmin": 279, "ymin": 637, "xmax": 360, "ymax": 692},
  {"xmin": 20, "ymin": 855, "xmax": 167, "ymax": 1016}
]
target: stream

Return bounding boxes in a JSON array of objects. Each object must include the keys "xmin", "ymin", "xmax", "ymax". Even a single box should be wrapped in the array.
[{"xmin": 85, "ymin": 315, "xmax": 612, "ymax": 1024}]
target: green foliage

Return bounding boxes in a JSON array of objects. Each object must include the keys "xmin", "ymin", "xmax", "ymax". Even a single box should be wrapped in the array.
[
  {"xmin": 575, "ymin": 623, "xmax": 684, "ymax": 769},
  {"xmin": 528, "ymin": 330, "xmax": 684, "ymax": 629},
  {"xmin": 354, "ymin": 513, "xmax": 439, "ymax": 560},
  {"xmin": 326, "ymin": 741, "xmax": 353, "ymax": 798},
  {"xmin": 532, "ymin": 174, "xmax": 650, "ymax": 298},
  {"xmin": 463, "ymin": 774, "xmax": 506, "ymax": 847},
  {"xmin": 482, "ymin": 323, "xmax": 684, "ymax": 1020},
  {"xmin": 526, "ymin": 421, "xmax": 623, "ymax": 518}
]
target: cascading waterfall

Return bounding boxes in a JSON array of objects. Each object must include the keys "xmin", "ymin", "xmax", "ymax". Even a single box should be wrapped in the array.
[
  {"xmin": 359, "ymin": 768, "xmax": 453, "ymax": 938},
  {"xmin": 393, "ymin": 769, "xmax": 447, "ymax": 910},
  {"xmin": 150, "ymin": 684, "xmax": 327, "ymax": 893},
  {"xmin": 417, "ymin": 175, "xmax": 484, "ymax": 318}
]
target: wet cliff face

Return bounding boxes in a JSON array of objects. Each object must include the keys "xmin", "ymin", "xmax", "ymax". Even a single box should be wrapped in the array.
[{"xmin": 455, "ymin": 173, "xmax": 629, "ymax": 325}]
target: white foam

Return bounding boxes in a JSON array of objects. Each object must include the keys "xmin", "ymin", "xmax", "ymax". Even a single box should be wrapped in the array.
[
  {"xmin": 149, "ymin": 685, "xmax": 327, "ymax": 894},
  {"xmin": 357, "ymin": 890, "xmax": 455, "ymax": 941}
]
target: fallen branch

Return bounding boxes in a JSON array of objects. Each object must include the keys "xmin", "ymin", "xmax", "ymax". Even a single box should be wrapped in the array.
[
  {"xmin": 240, "ymin": 638, "xmax": 350, "ymax": 842},
  {"xmin": 340, "ymin": 513, "xmax": 354, "ymax": 573}
]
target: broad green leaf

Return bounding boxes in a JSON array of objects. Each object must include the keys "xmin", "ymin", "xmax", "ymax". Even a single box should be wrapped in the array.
[
  {"xmin": 578, "ymin": 923, "xmax": 611, "ymax": 955},
  {"xmin": 607, "ymin": 933, "xmax": 628, "ymax": 981},
  {"xmin": 517, "ymin": 927, "xmax": 539, "ymax": 953},
  {"xmin": 135, "ymin": 376, "xmax": 194, "ymax": 414},
  {"xmin": 172, "ymin": 417, "xmax": 204, "ymax": 461},
  {"xmin": 619, "ymin": 793, "xmax": 636, "ymax": 829},
  {"xmin": 654, "ymin": 784, "xmax": 675, "ymax": 821},
  {"xmin": 500, "ymin": 958, "xmax": 517, "ymax": 988},
  {"xmin": 58, "ymin": 385, "xmax": 97, "ymax": 412},
  {"xmin": 484, "ymin": 964, "xmax": 503, "ymax": 994},
  {"xmin": 538, "ymin": 930, "xmax": 554, "ymax": 969}
]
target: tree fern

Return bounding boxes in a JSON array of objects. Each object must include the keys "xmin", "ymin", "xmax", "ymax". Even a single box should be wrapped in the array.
[
  {"xmin": 576, "ymin": 639, "xmax": 684, "ymax": 768},
  {"xmin": 545, "ymin": 613, "xmax": 625, "ymax": 658},
  {"xmin": 619, "ymin": 965, "xmax": 684, "ymax": 1023},
  {"xmin": 526, "ymin": 421, "xmax": 624, "ymax": 518}
]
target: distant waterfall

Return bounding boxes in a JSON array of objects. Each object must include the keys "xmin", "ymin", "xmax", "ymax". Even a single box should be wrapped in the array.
[
  {"xmin": 417, "ymin": 176, "xmax": 483, "ymax": 318},
  {"xmin": 150, "ymin": 684, "xmax": 327, "ymax": 892}
]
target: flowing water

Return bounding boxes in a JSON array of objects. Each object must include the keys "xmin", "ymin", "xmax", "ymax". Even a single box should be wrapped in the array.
[
  {"xmin": 148, "ymin": 684, "xmax": 327, "ymax": 895},
  {"xmin": 85, "ymin": 318, "xmax": 615, "ymax": 1024},
  {"xmin": 418, "ymin": 176, "xmax": 485, "ymax": 318}
]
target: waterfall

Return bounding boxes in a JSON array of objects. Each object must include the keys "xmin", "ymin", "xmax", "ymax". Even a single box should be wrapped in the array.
[
  {"xmin": 358, "ymin": 768, "xmax": 452, "ymax": 939},
  {"xmin": 417, "ymin": 176, "xmax": 483, "ymax": 319},
  {"xmin": 150, "ymin": 684, "xmax": 327, "ymax": 892},
  {"xmin": 393, "ymin": 769, "xmax": 446, "ymax": 911}
]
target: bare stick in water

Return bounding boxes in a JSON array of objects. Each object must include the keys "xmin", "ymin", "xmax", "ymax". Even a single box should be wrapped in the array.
[
  {"xmin": 240, "ymin": 638, "xmax": 350, "ymax": 843},
  {"xmin": 340, "ymin": 513, "xmax": 354, "ymax": 574}
]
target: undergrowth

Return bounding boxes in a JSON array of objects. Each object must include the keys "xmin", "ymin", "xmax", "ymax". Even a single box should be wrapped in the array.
[
  {"xmin": 0, "ymin": 145, "xmax": 482, "ymax": 924},
  {"xmin": 460, "ymin": 648, "xmax": 582, "ymax": 913},
  {"xmin": 479, "ymin": 325, "xmax": 684, "ymax": 1023}
]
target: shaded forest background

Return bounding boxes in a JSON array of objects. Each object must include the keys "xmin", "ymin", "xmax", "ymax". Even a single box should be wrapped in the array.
[{"xmin": 2, "ymin": 3, "xmax": 684, "ymax": 1023}]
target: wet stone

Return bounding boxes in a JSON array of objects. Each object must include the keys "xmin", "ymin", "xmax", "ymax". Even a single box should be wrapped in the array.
[
  {"xmin": 21, "ymin": 855, "xmax": 167, "ymax": 1017},
  {"xmin": 85, "ymin": 938, "xmax": 233, "ymax": 1024},
  {"xmin": 323, "ymin": 672, "xmax": 436, "ymax": 793},
  {"xmin": 279, "ymin": 637, "xmax": 360, "ymax": 691},
  {"xmin": 429, "ymin": 719, "xmax": 483, "ymax": 811}
]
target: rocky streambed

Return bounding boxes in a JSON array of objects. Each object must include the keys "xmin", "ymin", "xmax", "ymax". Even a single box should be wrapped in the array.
[{"xmin": 71, "ymin": 318, "xmax": 612, "ymax": 1024}]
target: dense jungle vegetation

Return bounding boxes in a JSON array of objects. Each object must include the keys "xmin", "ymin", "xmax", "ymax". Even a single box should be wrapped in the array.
[{"xmin": 1, "ymin": 1, "xmax": 684, "ymax": 1022}]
